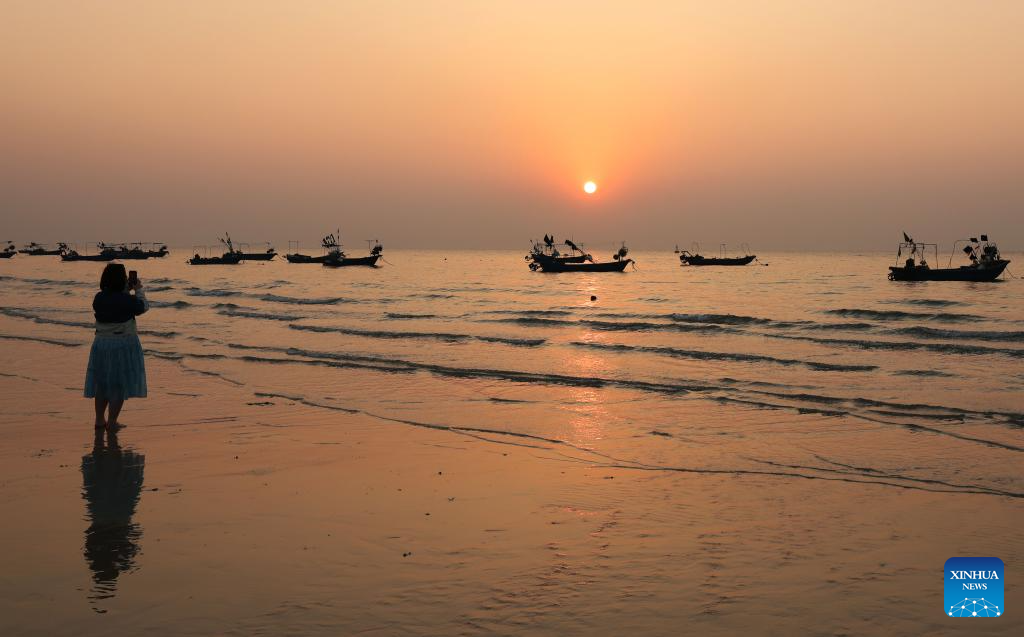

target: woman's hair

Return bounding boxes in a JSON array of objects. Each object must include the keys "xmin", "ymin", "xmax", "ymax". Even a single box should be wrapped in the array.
[{"xmin": 99, "ymin": 263, "xmax": 128, "ymax": 292}]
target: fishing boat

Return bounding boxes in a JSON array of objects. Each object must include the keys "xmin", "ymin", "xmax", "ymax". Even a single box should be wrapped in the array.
[
  {"xmin": 18, "ymin": 242, "xmax": 63, "ymax": 256},
  {"xmin": 124, "ymin": 242, "xmax": 168, "ymax": 259},
  {"xmin": 188, "ymin": 236, "xmax": 244, "ymax": 265},
  {"xmin": 286, "ymin": 232, "xmax": 343, "ymax": 264},
  {"xmin": 141, "ymin": 243, "xmax": 169, "ymax": 258},
  {"xmin": 323, "ymin": 240, "xmax": 383, "ymax": 267},
  {"xmin": 526, "ymin": 235, "xmax": 593, "ymax": 269},
  {"xmin": 679, "ymin": 243, "xmax": 756, "ymax": 266},
  {"xmin": 188, "ymin": 253, "xmax": 242, "ymax": 265},
  {"xmin": 106, "ymin": 243, "xmax": 150, "ymax": 260},
  {"xmin": 60, "ymin": 243, "xmax": 117, "ymax": 262},
  {"xmin": 236, "ymin": 239, "xmax": 277, "ymax": 261},
  {"xmin": 535, "ymin": 243, "xmax": 633, "ymax": 273},
  {"xmin": 888, "ymin": 233, "xmax": 1010, "ymax": 282},
  {"xmin": 1, "ymin": 242, "xmax": 16, "ymax": 258}
]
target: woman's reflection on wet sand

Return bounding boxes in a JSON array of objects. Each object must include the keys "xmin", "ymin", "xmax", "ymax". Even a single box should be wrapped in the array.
[{"xmin": 81, "ymin": 429, "xmax": 145, "ymax": 613}]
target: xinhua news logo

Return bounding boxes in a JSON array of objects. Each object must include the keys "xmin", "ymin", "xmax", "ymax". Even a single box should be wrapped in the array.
[{"xmin": 945, "ymin": 557, "xmax": 1004, "ymax": 617}]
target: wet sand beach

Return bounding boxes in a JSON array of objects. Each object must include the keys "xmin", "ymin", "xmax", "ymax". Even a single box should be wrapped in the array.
[{"xmin": 1, "ymin": 251, "xmax": 1021, "ymax": 635}]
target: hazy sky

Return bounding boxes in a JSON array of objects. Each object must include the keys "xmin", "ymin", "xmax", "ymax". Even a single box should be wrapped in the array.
[{"xmin": 2, "ymin": 1, "xmax": 1022, "ymax": 250}]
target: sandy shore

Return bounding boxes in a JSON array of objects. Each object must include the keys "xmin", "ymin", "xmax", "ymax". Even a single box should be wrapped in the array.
[{"xmin": 0, "ymin": 340, "xmax": 1020, "ymax": 635}]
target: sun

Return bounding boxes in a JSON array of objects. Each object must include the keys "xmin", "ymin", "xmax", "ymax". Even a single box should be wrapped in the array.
[{"xmin": 583, "ymin": 181, "xmax": 598, "ymax": 194}]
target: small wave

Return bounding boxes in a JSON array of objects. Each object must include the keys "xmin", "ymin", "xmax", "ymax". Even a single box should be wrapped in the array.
[
  {"xmin": 292, "ymin": 324, "xmax": 468, "ymax": 343},
  {"xmin": 149, "ymin": 299, "xmax": 191, "ymax": 309},
  {"xmin": 893, "ymin": 369, "xmax": 954, "ymax": 377},
  {"xmin": 217, "ymin": 307, "xmax": 303, "ymax": 322},
  {"xmin": 411, "ymin": 293, "xmax": 456, "ymax": 299},
  {"xmin": 769, "ymin": 333, "xmax": 1024, "ymax": 358},
  {"xmin": 0, "ymin": 333, "xmax": 82, "ymax": 347},
  {"xmin": 484, "ymin": 317, "xmax": 574, "ymax": 327},
  {"xmin": 890, "ymin": 298, "xmax": 963, "ymax": 307},
  {"xmin": 185, "ymin": 288, "xmax": 240, "ymax": 298},
  {"xmin": 0, "ymin": 307, "xmax": 93, "ymax": 329},
  {"xmin": 474, "ymin": 335, "xmax": 546, "ymax": 347},
  {"xmin": 794, "ymin": 322, "xmax": 876, "ymax": 332},
  {"xmin": 139, "ymin": 329, "xmax": 178, "ymax": 338},
  {"xmin": 146, "ymin": 285, "xmax": 174, "ymax": 292},
  {"xmin": 259, "ymin": 293, "xmax": 352, "ymax": 305},
  {"xmin": 385, "ymin": 312, "xmax": 438, "ymax": 320},
  {"xmin": 290, "ymin": 323, "xmax": 544, "ymax": 347},
  {"xmin": 888, "ymin": 326, "xmax": 1024, "ymax": 343},
  {"xmin": 482, "ymin": 309, "xmax": 575, "ymax": 317},
  {"xmin": 572, "ymin": 341, "xmax": 876, "ymax": 372},
  {"xmin": 591, "ymin": 311, "xmax": 775, "ymax": 326},
  {"xmin": 584, "ymin": 319, "xmax": 730, "ymax": 334},
  {"xmin": 825, "ymin": 308, "xmax": 982, "ymax": 322},
  {"xmin": 19, "ymin": 276, "xmax": 92, "ymax": 287},
  {"xmin": 482, "ymin": 316, "xmax": 730, "ymax": 334},
  {"xmin": 665, "ymin": 312, "xmax": 773, "ymax": 326},
  {"xmin": 145, "ymin": 349, "xmax": 185, "ymax": 360}
]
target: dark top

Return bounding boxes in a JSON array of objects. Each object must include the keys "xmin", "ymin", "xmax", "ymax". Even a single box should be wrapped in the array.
[{"xmin": 93, "ymin": 290, "xmax": 147, "ymax": 324}]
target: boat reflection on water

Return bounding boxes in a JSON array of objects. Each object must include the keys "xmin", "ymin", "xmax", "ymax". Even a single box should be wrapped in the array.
[{"xmin": 81, "ymin": 429, "xmax": 145, "ymax": 613}]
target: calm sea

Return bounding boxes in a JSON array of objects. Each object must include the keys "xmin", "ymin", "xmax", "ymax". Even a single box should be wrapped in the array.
[{"xmin": 1, "ymin": 249, "xmax": 1020, "ymax": 498}]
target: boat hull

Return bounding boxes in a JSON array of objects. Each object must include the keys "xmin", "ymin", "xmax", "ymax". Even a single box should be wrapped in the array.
[
  {"xmin": 61, "ymin": 253, "xmax": 115, "ymax": 262},
  {"xmin": 19, "ymin": 249, "xmax": 63, "ymax": 256},
  {"xmin": 529, "ymin": 254, "xmax": 591, "ymax": 264},
  {"xmin": 889, "ymin": 261, "xmax": 1010, "ymax": 282},
  {"xmin": 286, "ymin": 253, "xmax": 334, "ymax": 264},
  {"xmin": 0, "ymin": 252, "xmax": 14, "ymax": 259},
  {"xmin": 111, "ymin": 251, "xmax": 151, "ymax": 260},
  {"xmin": 322, "ymin": 254, "xmax": 381, "ymax": 267},
  {"xmin": 238, "ymin": 252, "xmax": 276, "ymax": 261},
  {"xmin": 189, "ymin": 253, "xmax": 243, "ymax": 265},
  {"xmin": 538, "ymin": 259, "xmax": 631, "ymax": 273},
  {"xmin": 680, "ymin": 255, "xmax": 756, "ymax": 266}
]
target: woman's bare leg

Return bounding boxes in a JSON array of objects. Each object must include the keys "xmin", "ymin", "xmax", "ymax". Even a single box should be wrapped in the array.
[
  {"xmin": 94, "ymin": 397, "xmax": 108, "ymax": 428},
  {"xmin": 107, "ymin": 399, "xmax": 125, "ymax": 429}
]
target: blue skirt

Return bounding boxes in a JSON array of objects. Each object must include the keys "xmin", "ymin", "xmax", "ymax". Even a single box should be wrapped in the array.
[{"xmin": 84, "ymin": 334, "xmax": 148, "ymax": 401}]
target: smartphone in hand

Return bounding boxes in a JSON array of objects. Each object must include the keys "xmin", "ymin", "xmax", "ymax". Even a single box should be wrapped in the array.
[{"xmin": 128, "ymin": 270, "xmax": 139, "ymax": 289}]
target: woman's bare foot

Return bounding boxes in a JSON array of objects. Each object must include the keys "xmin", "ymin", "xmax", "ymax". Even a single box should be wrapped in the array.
[{"xmin": 106, "ymin": 421, "xmax": 125, "ymax": 431}]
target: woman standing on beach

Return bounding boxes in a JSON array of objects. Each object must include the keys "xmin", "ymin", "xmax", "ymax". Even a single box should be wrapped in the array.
[{"xmin": 85, "ymin": 264, "xmax": 149, "ymax": 430}]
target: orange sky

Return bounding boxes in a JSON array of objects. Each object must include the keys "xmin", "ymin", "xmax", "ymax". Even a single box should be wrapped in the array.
[{"xmin": 2, "ymin": 1, "xmax": 1022, "ymax": 248}]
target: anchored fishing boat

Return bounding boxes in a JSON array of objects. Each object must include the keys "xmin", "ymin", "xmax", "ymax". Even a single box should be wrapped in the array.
[
  {"xmin": 107, "ymin": 243, "xmax": 150, "ymax": 260},
  {"xmin": 235, "ymin": 238, "xmax": 277, "ymax": 261},
  {"xmin": 188, "ymin": 236, "xmax": 243, "ymax": 265},
  {"xmin": 526, "ymin": 235, "xmax": 593, "ymax": 270},
  {"xmin": 286, "ymin": 232, "xmax": 344, "ymax": 264},
  {"xmin": 60, "ymin": 243, "xmax": 117, "ymax": 262},
  {"xmin": 679, "ymin": 243, "xmax": 756, "ymax": 266},
  {"xmin": 142, "ymin": 243, "xmax": 169, "ymax": 258},
  {"xmin": 888, "ymin": 233, "xmax": 1010, "ymax": 282},
  {"xmin": 535, "ymin": 242, "xmax": 633, "ymax": 273},
  {"xmin": 323, "ymin": 240, "xmax": 383, "ymax": 267},
  {"xmin": 1, "ymin": 242, "xmax": 15, "ymax": 258},
  {"xmin": 18, "ymin": 242, "xmax": 63, "ymax": 256},
  {"xmin": 188, "ymin": 253, "xmax": 242, "ymax": 265}
]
